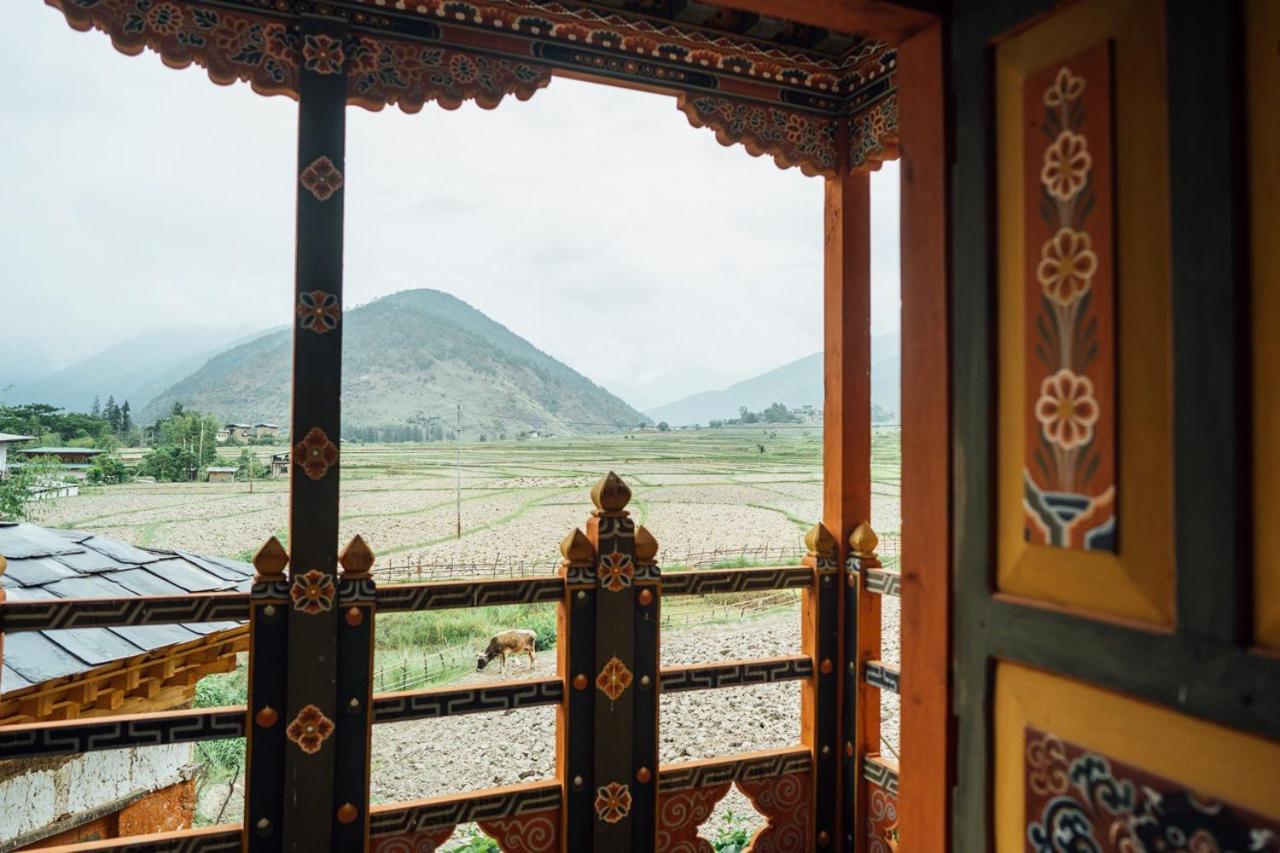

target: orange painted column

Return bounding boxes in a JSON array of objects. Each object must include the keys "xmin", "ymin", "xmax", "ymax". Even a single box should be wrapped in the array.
[
  {"xmin": 897, "ymin": 20, "xmax": 951, "ymax": 853},
  {"xmin": 821, "ymin": 153, "xmax": 873, "ymax": 851}
]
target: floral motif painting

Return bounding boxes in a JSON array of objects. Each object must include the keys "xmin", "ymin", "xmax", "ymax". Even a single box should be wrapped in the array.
[
  {"xmin": 1023, "ymin": 43, "xmax": 1117, "ymax": 552},
  {"xmin": 1024, "ymin": 728, "xmax": 1280, "ymax": 851}
]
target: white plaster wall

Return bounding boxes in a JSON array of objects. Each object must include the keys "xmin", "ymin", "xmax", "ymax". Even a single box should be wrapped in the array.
[{"xmin": 0, "ymin": 743, "xmax": 193, "ymax": 846}]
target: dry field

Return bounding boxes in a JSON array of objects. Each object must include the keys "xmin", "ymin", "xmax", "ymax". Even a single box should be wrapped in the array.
[
  {"xmin": 32, "ymin": 428, "xmax": 902, "ymax": 569},
  {"xmin": 30, "ymin": 428, "xmax": 902, "ymax": 844}
]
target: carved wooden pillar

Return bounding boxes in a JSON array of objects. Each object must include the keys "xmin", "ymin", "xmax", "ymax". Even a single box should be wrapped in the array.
[
  {"xmin": 244, "ymin": 537, "xmax": 291, "ymax": 853},
  {"xmin": 823, "ymin": 125, "xmax": 873, "ymax": 853},
  {"xmin": 283, "ymin": 11, "xmax": 347, "ymax": 852},
  {"xmin": 584, "ymin": 471, "xmax": 656, "ymax": 850},
  {"xmin": 333, "ymin": 536, "xmax": 376, "ymax": 848},
  {"xmin": 804, "ymin": 522, "xmax": 841, "ymax": 850},
  {"xmin": 558, "ymin": 525, "xmax": 595, "ymax": 850}
]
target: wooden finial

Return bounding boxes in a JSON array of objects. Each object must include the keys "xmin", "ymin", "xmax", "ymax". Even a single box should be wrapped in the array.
[
  {"xmin": 635, "ymin": 526, "xmax": 659, "ymax": 562},
  {"xmin": 590, "ymin": 471, "xmax": 631, "ymax": 513},
  {"xmin": 339, "ymin": 535, "xmax": 375, "ymax": 577},
  {"xmin": 805, "ymin": 523, "xmax": 837, "ymax": 557},
  {"xmin": 850, "ymin": 523, "xmax": 879, "ymax": 558},
  {"xmin": 253, "ymin": 537, "xmax": 289, "ymax": 579},
  {"xmin": 560, "ymin": 528, "xmax": 594, "ymax": 562}
]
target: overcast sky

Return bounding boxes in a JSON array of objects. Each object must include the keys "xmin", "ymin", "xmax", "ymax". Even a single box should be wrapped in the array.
[{"xmin": 0, "ymin": 2, "xmax": 899, "ymax": 411}]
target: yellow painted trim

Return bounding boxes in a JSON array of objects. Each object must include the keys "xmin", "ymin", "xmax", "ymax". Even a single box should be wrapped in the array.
[
  {"xmin": 995, "ymin": 0, "xmax": 1173, "ymax": 625},
  {"xmin": 994, "ymin": 662, "xmax": 1280, "ymax": 852},
  {"xmin": 1249, "ymin": 0, "xmax": 1280, "ymax": 649}
]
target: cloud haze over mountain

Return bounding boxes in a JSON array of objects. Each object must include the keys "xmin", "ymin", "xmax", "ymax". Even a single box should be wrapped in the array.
[{"xmin": 1, "ymin": 3, "xmax": 900, "ymax": 411}]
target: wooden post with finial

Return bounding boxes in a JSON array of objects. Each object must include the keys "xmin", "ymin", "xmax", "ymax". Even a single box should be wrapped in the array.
[
  {"xmin": 558, "ymin": 525, "xmax": 596, "ymax": 850},
  {"xmin": 582, "ymin": 472, "xmax": 654, "ymax": 849},
  {"xmin": 844, "ymin": 522, "xmax": 882, "ymax": 852},
  {"xmin": 333, "ymin": 535, "xmax": 375, "ymax": 848},
  {"xmin": 803, "ymin": 521, "xmax": 841, "ymax": 850},
  {"xmin": 631, "ymin": 523, "xmax": 660, "ymax": 848},
  {"xmin": 243, "ymin": 536, "xmax": 291, "ymax": 853}
]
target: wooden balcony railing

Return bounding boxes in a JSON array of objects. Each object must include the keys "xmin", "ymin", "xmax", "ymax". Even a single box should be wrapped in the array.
[{"xmin": 0, "ymin": 473, "xmax": 903, "ymax": 851}]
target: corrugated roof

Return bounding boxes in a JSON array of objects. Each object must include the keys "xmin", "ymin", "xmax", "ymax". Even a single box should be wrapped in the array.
[
  {"xmin": 0, "ymin": 521, "xmax": 252, "ymax": 695},
  {"xmin": 18, "ymin": 447, "xmax": 104, "ymax": 455},
  {"xmin": 0, "ymin": 433, "xmax": 33, "ymax": 443}
]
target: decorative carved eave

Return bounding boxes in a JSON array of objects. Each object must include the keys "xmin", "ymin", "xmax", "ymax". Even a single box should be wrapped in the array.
[
  {"xmin": 46, "ymin": 0, "xmax": 301, "ymax": 99},
  {"xmin": 678, "ymin": 93, "xmax": 838, "ymax": 178},
  {"xmin": 41, "ymin": 0, "xmax": 899, "ymax": 175},
  {"xmin": 345, "ymin": 34, "xmax": 550, "ymax": 112}
]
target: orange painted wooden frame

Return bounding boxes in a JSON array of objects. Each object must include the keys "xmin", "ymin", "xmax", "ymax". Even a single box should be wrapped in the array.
[{"xmin": 897, "ymin": 20, "xmax": 951, "ymax": 853}]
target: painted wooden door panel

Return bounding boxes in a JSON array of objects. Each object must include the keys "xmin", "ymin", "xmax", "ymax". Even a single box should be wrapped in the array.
[
  {"xmin": 952, "ymin": 0, "xmax": 1280, "ymax": 849},
  {"xmin": 995, "ymin": 0, "xmax": 1172, "ymax": 626}
]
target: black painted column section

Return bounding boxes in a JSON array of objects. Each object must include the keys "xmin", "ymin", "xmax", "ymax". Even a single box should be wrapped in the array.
[
  {"xmin": 804, "ymin": 523, "xmax": 839, "ymax": 851},
  {"xmin": 588, "ymin": 472, "xmax": 639, "ymax": 851},
  {"xmin": 284, "ymin": 13, "xmax": 347, "ymax": 852},
  {"xmin": 243, "ymin": 539, "xmax": 291, "ymax": 853},
  {"xmin": 559, "ymin": 526, "xmax": 596, "ymax": 850},
  {"xmin": 631, "ymin": 525, "xmax": 660, "ymax": 850},
  {"xmin": 334, "ymin": 537, "xmax": 376, "ymax": 849},
  {"xmin": 1167, "ymin": 0, "xmax": 1247, "ymax": 645}
]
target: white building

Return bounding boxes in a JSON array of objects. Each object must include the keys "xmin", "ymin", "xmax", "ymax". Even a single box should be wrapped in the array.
[{"xmin": 0, "ymin": 433, "xmax": 33, "ymax": 476}]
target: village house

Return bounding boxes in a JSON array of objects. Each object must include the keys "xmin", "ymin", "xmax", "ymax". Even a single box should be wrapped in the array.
[
  {"xmin": 223, "ymin": 424, "xmax": 251, "ymax": 442},
  {"xmin": 251, "ymin": 423, "xmax": 280, "ymax": 440},
  {"xmin": 16, "ymin": 447, "xmax": 103, "ymax": 481},
  {"xmin": 269, "ymin": 452, "xmax": 290, "ymax": 477},
  {"xmin": 214, "ymin": 427, "xmax": 230, "ymax": 444},
  {"xmin": 205, "ymin": 466, "xmax": 238, "ymax": 483},
  {"xmin": 0, "ymin": 434, "xmax": 33, "ymax": 477},
  {"xmin": 0, "ymin": 522, "xmax": 251, "ymax": 848}
]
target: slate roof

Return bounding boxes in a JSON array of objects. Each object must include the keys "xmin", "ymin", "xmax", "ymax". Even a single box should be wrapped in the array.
[{"xmin": 0, "ymin": 522, "xmax": 252, "ymax": 695}]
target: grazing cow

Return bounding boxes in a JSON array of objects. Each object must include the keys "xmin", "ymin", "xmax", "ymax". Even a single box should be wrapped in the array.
[{"xmin": 476, "ymin": 629, "xmax": 537, "ymax": 672}]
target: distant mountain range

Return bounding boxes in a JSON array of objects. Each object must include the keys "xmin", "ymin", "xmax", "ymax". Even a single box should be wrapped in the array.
[
  {"xmin": 2, "ymin": 327, "xmax": 265, "ymax": 413},
  {"xmin": 139, "ymin": 289, "xmax": 646, "ymax": 436},
  {"xmin": 646, "ymin": 331, "xmax": 901, "ymax": 427}
]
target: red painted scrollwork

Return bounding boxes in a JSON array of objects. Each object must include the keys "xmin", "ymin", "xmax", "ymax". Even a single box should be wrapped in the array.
[
  {"xmin": 475, "ymin": 807, "xmax": 559, "ymax": 852},
  {"xmin": 656, "ymin": 783, "xmax": 731, "ymax": 853},
  {"xmin": 736, "ymin": 771, "xmax": 809, "ymax": 853},
  {"xmin": 369, "ymin": 825, "xmax": 456, "ymax": 853}
]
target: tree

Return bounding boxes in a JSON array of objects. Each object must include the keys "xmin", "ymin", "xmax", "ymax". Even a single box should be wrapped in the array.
[
  {"xmin": 90, "ymin": 396, "xmax": 101, "ymax": 419},
  {"xmin": 86, "ymin": 453, "xmax": 128, "ymax": 485},
  {"xmin": 235, "ymin": 448, "xmax": 269, "ymax": 481},
  {"xmin": 120, "ymin": 401, "xmax": 132, "ymax": 436},
  {"xmin": 0, "ymin": 457, "xmax": 65, "ymax": 521},
  {"xmin": 104, "ymin": 396, "xmax": 120, "ymax": 434},
  {"xmin": 657, "ymin": 421, "xmax": 670, "ymax": 432}
]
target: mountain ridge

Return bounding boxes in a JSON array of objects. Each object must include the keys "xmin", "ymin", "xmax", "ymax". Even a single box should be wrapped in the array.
[
  {"xmin": 2, "ymin": 327, "xmax": 267, "ymax": 414},
  {"xmin": 646, "ymin": 331, "xmax": 901, "ymax": 426},
  {"xmin": 140, "ymin": 289, "xmax": 646, "ymax": 436}
]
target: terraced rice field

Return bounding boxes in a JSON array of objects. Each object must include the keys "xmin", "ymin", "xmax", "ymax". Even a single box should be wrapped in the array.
[{"xmin": 33, "ymin": 427, "xmax": 902, "ymax": 568}]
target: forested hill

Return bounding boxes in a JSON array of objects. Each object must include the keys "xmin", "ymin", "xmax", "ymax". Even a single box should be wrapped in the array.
[{"xmin": 140, "ymin": 290, "xmax": 646, "ymax": 437}]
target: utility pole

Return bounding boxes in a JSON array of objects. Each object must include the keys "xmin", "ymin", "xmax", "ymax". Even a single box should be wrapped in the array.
[{"xmin": 456, "ymin": 403, "xmax": 462, "ymax": 539}]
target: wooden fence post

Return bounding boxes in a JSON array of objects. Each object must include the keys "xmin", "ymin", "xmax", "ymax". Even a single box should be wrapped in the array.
[
  {"xmin": 804, "ymin": 522, "xmax": 841, "ymax": 849},
  {"xmin": 333, "ymin": 536, "xmax": 376, "ymax": 848},
  {"xmin": 558, "ymin": 525, "xmax": 595, "ymax": 850},
  {"xmin": 243, "ymin": 537, "xmax": 290, "ymax": 853},
  {"xmin": 843, "ymin": 523, "xmax": 883, "ymax": 852}
]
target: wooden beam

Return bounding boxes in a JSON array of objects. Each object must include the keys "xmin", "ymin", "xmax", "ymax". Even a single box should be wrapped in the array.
[
  {"xmin": 822, "ymin": 144, "xmax": 872, "ymax": 852},
  {"xmin": 896, "ymin": 19, "xmax": 950, "ymax": 853},
  {"xmin": 282, "ymin": 12, "xmax": 348, "ymax": 852},
  {"xmin": 701, "ymin": 0, "xmax": 935, "ymax": 42}
]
